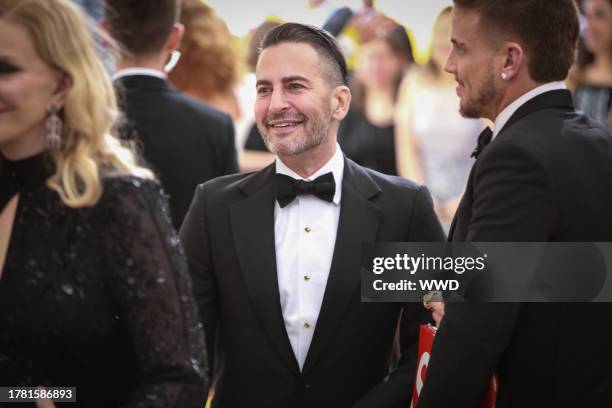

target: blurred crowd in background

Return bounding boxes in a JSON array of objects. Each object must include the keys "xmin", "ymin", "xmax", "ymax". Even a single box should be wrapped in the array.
[{"xmin": 73, "ymin": 0, "xmax": 612, "ymax": 229}]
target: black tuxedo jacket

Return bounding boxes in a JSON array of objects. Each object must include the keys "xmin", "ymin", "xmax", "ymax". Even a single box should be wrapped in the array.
[
  {"xmin": 179, "ymin": 158, "xmax": 445, "ymax": 407},
  {"xmin": 419, "ymin": 90, "xmax": 612, "ymax": 407},
  {"xmin": 115, "ymin": 75, "xmax": 238, "ymax": 230}
]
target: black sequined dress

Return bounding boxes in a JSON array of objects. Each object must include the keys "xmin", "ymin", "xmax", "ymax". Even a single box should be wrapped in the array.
[{"xmin": 0, "ymin": 153, "xmax": 207, "ymax": 408}]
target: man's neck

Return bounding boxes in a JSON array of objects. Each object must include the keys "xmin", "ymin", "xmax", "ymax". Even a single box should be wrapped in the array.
[
  {"xmin": 278, "ymin": 141, "xmax": 337, "ymax": 179},
  {"xmin": 489, "ymin": 79, "xmax": 542, "ymax": 121}
]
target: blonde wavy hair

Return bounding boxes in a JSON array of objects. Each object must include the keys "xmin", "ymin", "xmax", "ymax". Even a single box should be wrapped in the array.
[{"xmin": 1, "ymin": 0, "xmax": 152, "ymax": 208}]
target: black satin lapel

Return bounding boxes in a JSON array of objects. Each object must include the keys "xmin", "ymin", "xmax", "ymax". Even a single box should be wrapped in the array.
[
  {"xmin": 229, "ymin": 181, "xmax": 300, "ymax": 376},
  {"xmin": 449, "ymin": 153, "xmax": 480, "ymax": 242},
  {"xmin": 302, "ymin": 180, "xmax": 381, "ymax": 374},
  {"xmin": 500, "ymin": 89, "xmax": 573, "ymax": 135},
  {"xmin": 447, "ymin": 212, "xmax": 459, "ymax": 241}
]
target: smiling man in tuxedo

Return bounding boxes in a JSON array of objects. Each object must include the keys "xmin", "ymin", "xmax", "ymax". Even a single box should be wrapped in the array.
[
  {"xmin": 180, "ymin": 23, "xmax": 444, "ymax": 407},
  {"xmin": 418, "ymin": 1, "xmax": 612, "ymax": 407}
]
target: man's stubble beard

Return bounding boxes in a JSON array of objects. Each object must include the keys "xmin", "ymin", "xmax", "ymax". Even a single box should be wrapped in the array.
[
  {"xmin": 259, "ymin": 105, "xmax": 333, "ymax": 156},
  {"xmin": 460, "ymin": 61, "xmax": 497, "ymax": 119}
]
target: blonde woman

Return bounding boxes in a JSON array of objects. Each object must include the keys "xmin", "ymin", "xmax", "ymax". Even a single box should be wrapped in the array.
[
  {"xmin": 0, "ymin": 1, "xmax": 207, "ymax": 407},
  {"xmin": 394, "ymin": 7, "xmax": 483, "ymax": 229}
]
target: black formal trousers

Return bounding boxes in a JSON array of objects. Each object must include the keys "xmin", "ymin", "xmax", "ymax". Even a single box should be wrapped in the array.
[
  {"xmin": 418, "ymin": 90, "xmax": 612, "ymax": 408},
  {"xmin": 115, "ymin": 74, "xmax": 238, "ymax": 230},
  {"xmin": 180, "ymin": 157, "xmax": 445, "ymax": 407}
]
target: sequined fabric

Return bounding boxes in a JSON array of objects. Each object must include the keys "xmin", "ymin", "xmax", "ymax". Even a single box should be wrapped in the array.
[{"xmin": 0, "ymin": 155, "xmax": 208, "ymax": 408}]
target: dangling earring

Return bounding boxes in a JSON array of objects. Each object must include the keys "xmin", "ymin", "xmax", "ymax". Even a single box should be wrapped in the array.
[
  {"xmin": 46, "ymin": 105, "xmax": 62, "ymax": 149},
  {"xmin": 501, "ymin": 72, "xmax": 508, "ymax": 80}
]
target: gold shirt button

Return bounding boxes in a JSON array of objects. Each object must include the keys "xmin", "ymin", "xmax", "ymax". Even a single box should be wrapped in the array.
[
  {"xmin": 304, "ymin": 322, "xmax": 311, "ymax": 329},
  {"xmin": 304, "ymin": 275, "xmax": 311, "ymax": 281},
  {"xmin": 304, "ymin": 227, "xmax": 312, "ymax": 233}
]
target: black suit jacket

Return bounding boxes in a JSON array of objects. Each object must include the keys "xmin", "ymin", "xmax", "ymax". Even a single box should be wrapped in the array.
[
  {"xmin": 419, "ymin": 90, "xmax": 612, "ymax": 407},
  {"xmin": 180, "ymin": 157, "xmax": 445, "ymax": 407},
  {"xmin": 115, "ymin": 75, "xmax": 238, "ymax": 230}
]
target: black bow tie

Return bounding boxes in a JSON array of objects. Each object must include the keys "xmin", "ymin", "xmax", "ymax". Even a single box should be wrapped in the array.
[
  {"xmin": 471, "ymin": 127, "xmax": 493, "ymax": 159},
  {"xmin": 275, "ymin": 172, "xmax": 336, "ymax": 208}
]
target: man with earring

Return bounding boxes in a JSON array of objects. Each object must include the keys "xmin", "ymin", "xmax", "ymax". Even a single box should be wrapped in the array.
[{"xmin": 419, "ymin": 1, "xmax": 612, "ymax": 406}]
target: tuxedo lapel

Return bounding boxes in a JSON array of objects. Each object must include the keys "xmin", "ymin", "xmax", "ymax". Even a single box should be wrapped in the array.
[
  {"xmin": 302, "ymin": 159, "xmax": 382, "ymax": 374},
  {"xmin": 497, "ymin": 89, "xmax": 573, "ymax": 137},
  {"xmin": 230, "ymin": 164, "xmax": 300, "ymax": 375},
  {"xmin": 448, "ymin": 165, "xmax": 475, "ymax": 241}
]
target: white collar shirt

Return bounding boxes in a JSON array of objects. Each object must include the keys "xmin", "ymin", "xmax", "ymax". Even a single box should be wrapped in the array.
[
  {"xmin": 112, "ymin": 67, "xmax": 167, "ymax": 81},
  {"xmin": 274, "ymin": 144, "xmax": 344, "ymax": 370}
]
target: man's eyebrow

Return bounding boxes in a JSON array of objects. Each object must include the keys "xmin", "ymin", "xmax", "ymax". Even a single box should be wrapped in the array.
[
  {"xmin": 451, "ymin": 38, "xmax": 465, "ymax": 48},
  {"xmin": 255, "ymin": 76, "xmax": 312, "ymax": 87},
  {"xmin": 281, "ymin": 76, "xmax": 311, "ymax": 85},
  {"xmin": 0, "ymin": 55, "xmax": 16, "ymax": 63}
]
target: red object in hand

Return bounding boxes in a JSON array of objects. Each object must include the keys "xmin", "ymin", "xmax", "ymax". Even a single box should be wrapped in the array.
[{"xmin": 410, "ymin": 324, "xmax": 498, "ymax": 408}]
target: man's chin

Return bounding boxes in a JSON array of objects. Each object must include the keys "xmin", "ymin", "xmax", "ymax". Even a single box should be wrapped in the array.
[
  {"xmin": 459, "ymin": 101, "xmax": 482, "ymax": 119},
  {"xmin": 265, "ymin": 139, "xmax": 301, "ymax": 157}
]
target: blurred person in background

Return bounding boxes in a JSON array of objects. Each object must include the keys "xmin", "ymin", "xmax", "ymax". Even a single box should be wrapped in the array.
[
  {"xmin": 338, "ymin": 24, "xmax": 413, "ymax": 175},
  {"xmin": 71, "ymin": 0, "xmax": 115, "ymax": 73},
  {"xmin": 105, "ymin": 0, "xmax": 238, "ymax": 230},
  {"xmin": 394, "ymin": 6, "xmax": 482, "ymax": 229},
  {"xmin": 169, "ymin": 0, "xmax": 242, "ymax": 123},
  {"xmin": 571, "ymin": 0, "xmax": 612, "ymax": 132},
  {"xmin": 0, "ymin": 0, "xmax": 207, "ymax": 406},
  {"xmin": 71, "ymin": 0, "xmax": 103, "ymax": 21}
]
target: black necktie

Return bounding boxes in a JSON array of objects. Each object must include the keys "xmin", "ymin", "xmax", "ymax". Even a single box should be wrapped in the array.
[
  {"xmin": 275, "ymin": 172, "xmax": 336, "ymax": 208},
  {"xmin": 470, "ymin": 127, "xmax": 493, "ymax": 159}
]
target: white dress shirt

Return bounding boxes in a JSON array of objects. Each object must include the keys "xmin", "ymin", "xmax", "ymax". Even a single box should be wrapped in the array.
[
  {"xmin": 492, "ymin": 81, "xmax": 566, "ymax": 140},
  {"xmin": 274, "ymin": 144, "xmax": 344, "ymax": 370}
]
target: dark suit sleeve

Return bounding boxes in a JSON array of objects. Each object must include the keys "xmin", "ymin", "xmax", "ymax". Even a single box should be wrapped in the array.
[
  {"xmin": 467, "ymin": 142, "xmax": 557, "ymax": 241},
  {"xmin": 179, "ymin": 184, "xmax": 218, "ymax": 391},
  {"xmin": 418, "ymin": 143, "xmax": 556, "ymax": 407},
  {"xmin": 356, "ymin": 186, "xmax": 445, "ymax": 407},
  {"xmin": 407, "ymin": 186, "xmax": 446, "ymax": 242}
]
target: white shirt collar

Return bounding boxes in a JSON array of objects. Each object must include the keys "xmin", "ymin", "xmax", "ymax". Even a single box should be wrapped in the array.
[
  {"xmin": 275, "ymin": 143, "xmax": 344, "ymax": 205},
  {"xmin": 112, "ymin": 67, "xmax": 167, "ymax": 81},
  {"xmin": 492, "ymin": 81, "xmax": 566, "ymax": 140}
]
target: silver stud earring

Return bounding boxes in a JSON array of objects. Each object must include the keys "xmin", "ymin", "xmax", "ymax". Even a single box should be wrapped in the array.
[
  {"xmin": 501, "ymin": 72, "xmax": 508, "ymax": 80},
  {"xmin": 46, "ymin": 105, "xmax": 62, "ymax": 149}
]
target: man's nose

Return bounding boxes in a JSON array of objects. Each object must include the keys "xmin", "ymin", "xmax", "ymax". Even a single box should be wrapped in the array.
[
  {"xmin": 269, "ymin": 88, "xmax": 290, "ymax": 112},
  {"xmin": 443, "ymin": 55, "xmax": 455, "ymax": 75}
]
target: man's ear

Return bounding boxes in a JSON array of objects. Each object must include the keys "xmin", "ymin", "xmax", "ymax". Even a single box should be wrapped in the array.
[
  {"xmin": 165, "ymin": 23, "xmax": 185, "ymax": 53},
  {"xmin": 331, "ymin": 85, "xmax": 351, "ymax": 121},
  {"xmin": 50, "ymin": 72, "xmax": 73, "ymax": 108},
  {"xmin": 500, "ymin": 41, "xmax": 525, "ymax": 81}
]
